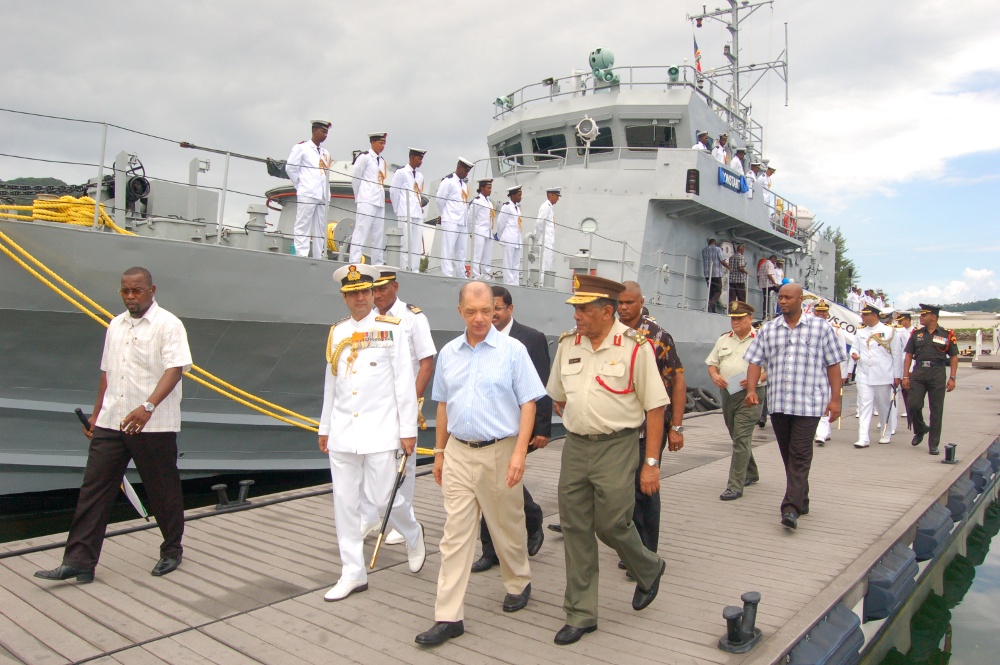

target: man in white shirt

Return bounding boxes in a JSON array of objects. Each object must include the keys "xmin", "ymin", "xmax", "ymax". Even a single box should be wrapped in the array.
[
  {"xmin": 388, "ymin": 148, "xmax": 428, "ymax": 272},
  {"xmin": 746, "ymin": 162, "xmax": 761, "ymax": 200},
  {"xmin": 285, "ymin": 120, "xmax": 332, "ymax": 259},
  {"xmin": 760, "ymin": 165, "xmax": 776, "ymax": 212},
  {"xmin": 435, "ymin": 158, "xmax": 474, "ymax": 278},
  {"xmin": 850, "ymin": 304, "xmax": 902, "ymax": 447},
  {"xmin": 469, "ymin": 179, "xmax": 495, "ymax": 279},
  {"xmin": 318, "ymin": 264, "xmax": 425, "ymax": 602},
  {"xmin": 350, "ymin": 132, "xmax": 389, "ymax": 264},
  {"xmin": 35, "ymin": 267, "xmax": 192, "ymax": 584},
  {"xmin": 846, "ymin": 287, "xmax": 862, "ymax": 313},
  {"xmin": 890, "ymin": 311, "xmax": 914, "ymax": 434},
  {"xmin": 712, "ymin": 133, "xmax": 729, "ymax": 164},
  {"xmin": 692, "ymin": 130, "xmax": 710, "ymax": 151},
  {"xmin": 730, "ymin": 147, "xmax": 746, "ymax": 175},
  {"xmin": 496, "ymin": 186, "xmax": 523, "ymax": 285},
  {"xmin": 535, "ymin": 187, "xmax": 561, "ymax": 275}
]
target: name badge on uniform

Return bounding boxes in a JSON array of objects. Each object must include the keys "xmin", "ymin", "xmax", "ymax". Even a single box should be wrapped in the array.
[{"xmin": 568, "ymin": 357, "xmax": 582, "ymax": 364}]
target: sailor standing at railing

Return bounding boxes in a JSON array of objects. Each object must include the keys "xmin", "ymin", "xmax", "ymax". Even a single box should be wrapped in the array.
[
  {"xmin": 730, "ymin": 147, "xmax": 747, "ymax": 176},
  {"xmin": 388, "ymin": 148, "xmax": 428, "ymax": 272},
  {"xmin": 760, "ymin": 165, "xmax": 776, "ymax": 211},
  {"xmin": 712, "ymin": 133, "xmax": 729, "ymax": 164},
  {"xmin": 285, "ymin": 120, "xmax": 332, "ymax": 259},
  {"xmin": 692, "ymin": 129, "xmax": 710, "ymax": 151},
  {"xmin": 469, "ymin": 179, "xmax": 495, "ymax": 279},
  {"xmin": 350, "ymin": 132, "xmax": 388, "ymax": 264},
  {"xmin": 746, "ymin": 162, "xmax": 762, "ymax": 200},
  {"xmin": 435, "ymin": 158, "xmax": 474, "ymax": 278},
  {"xmin": 535, "ymin": 187, "xmax": 561, "ymax": 276},
  {"xmin": 496, "ymin": 185, "xmax": 523, "ymax": 286}
]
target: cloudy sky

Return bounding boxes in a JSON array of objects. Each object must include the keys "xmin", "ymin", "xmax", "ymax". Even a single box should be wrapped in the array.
[{"xmin": 2, "ymin": 0, "xmax": 997, "ymax": 308}]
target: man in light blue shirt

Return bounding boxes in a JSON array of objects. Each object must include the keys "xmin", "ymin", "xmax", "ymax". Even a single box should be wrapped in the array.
[{"xmin": 415, "ymin": 281, "xmax": 546, "ymax": 647}]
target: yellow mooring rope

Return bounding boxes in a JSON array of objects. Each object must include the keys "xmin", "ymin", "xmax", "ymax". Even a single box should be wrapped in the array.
[{"xmin": 0, "ymin": 195, "xmax": 135, "ymax": 235}]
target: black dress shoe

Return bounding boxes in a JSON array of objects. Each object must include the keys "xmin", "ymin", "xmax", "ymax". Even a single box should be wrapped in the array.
[
  {"xmin": 415, "ymin": 621, "xmax": 464, "ymax": 646},
  {"xmin": 547, "ymin": 523, "xmax": 562, "ymax": 533},
  {"xmin": 781, "ymin": 512, "xmax": 798, "ymax": 529},
  {"xmin": 503, "ymin": 583, "xmax": 531, "ymax": 612},
  {"xmin": 632, "ymin": 559, "xmax": 666, "ymax": 611},
  {"xmin": 151, "ymin": 556, "xmax": 181, "ymax": 577},
  {"xmin": 911, "ymin": 431, "xmax": 925, "ymax": 446},
  {"xmin": 554, "ymin": 624, "xmax": 596, "ymax": 645},
  {"xmin": 527, "ymin": 529, "xmax": 544, "ymax": 557},
  {"xmin": 745, "ymin": 477, "xmax": 759, "ymax": 486},
  {"xmin": 719, "ymin": 489, "xmax": 743, "ymax": 501},
  {"xmin": 617, "ymin": 560, "xmax": 626, "ymax": 570},
  {"xmin": 929, "ymin": 445, "xmax": 940, "ymax": 455},
  {"xmin": 34, "ymin": 564, "xmax": 94, "ymax": 584},
  {"xmin": 470, "ymin": 554, "xmax": 499, "ymax": 573}
]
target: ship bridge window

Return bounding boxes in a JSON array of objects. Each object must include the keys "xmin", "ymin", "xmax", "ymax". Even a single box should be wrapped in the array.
[
  {"xmin": 625, "ymin": 124, "xmax": 677, "ymax": 151},
  {"xmin": 494, "ymin": 139, "xmax": 524, "ymax": 173},
  {"xmin": 531, "ymin": 133, "xmax": 568, "ymax": 161},
  {"xmin": 576, "ymin": 126, "xmax": 614, "ymax": 155}
]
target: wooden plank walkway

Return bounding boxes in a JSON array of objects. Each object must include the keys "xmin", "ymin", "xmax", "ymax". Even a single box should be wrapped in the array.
[{"xmin": 1, "ymin": 370, "xmax": 998, "ymax": 664}]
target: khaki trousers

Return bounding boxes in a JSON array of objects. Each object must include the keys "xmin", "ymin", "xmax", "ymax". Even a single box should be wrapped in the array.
[
  {"xmin": 559, "ymin": 430, "xmax": 661, "ymax": 628},
  {"xmin": 722, "ymin": 386, "xmax": 763, "ymax": 492},
  {"xmin": 435, "ymin": 435, "xmax": 530, "ymax": 621}
]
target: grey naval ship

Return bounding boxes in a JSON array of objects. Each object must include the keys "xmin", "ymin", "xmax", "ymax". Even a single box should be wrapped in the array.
[{"xmin": 0, "ymin": 1, "xmax": 835, "ymax": 495}]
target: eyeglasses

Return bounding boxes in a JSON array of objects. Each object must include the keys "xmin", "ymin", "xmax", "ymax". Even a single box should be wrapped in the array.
[{"xmin": 118, "ymin": 287, "xmax": 148, "ymax": 296}]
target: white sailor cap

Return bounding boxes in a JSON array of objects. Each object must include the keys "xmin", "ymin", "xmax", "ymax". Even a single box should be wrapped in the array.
[
  {"xmin": 750, "ymin": 161, "xmax": 762, "ymax": 168},
  {"xmin": 766, "ymin": 165, "xmax": 776, "ymax": 172},
  {"xmin": 546, "ymin": 187, "xmax": 562, "ymax": 196},
  {"xmin": 696, "ymin": 129, "xmax": 708, "ymax": 137},
  {"xmin": 311, "ymin": 120, "xmax": 332, "ymax": 129},
  {"xmin": 734, "ymin": 146, "xmax": 747, "ymax": 154},
  {"xmin": 368, "ymin": 132, "xmax": 387, "ymax": 141},
  {"xmin": 408, "ymin": 147, "xmax": 426, "ymax": 156},
  {"xmin": 506, "ymin": 185, "xmax": 522, "ymax": 195},
  {"xmin": 477, "ymin": 178, "xmax": 493, "ymax": 187},
  {"xmin": 457, "ymin": 157, "xmax": 474, "ymax": 169}
]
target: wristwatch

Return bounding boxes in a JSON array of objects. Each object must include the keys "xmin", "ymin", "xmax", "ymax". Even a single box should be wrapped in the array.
[
  {"xmin": 142, "ymin": 401, "xmax": 156, "ymax": 413},
  {"xmin": 671, "ymin": 425, "xmax": 684, "ymax": 433},
  {"xmin": 645, "ymin": 457, "xmax": 659, "ymax": 467}
]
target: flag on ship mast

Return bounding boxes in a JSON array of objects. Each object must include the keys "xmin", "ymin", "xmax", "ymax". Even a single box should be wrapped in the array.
[{"xmin": 693, "ymin": 36, "xmax": 702, "ymax": 73}]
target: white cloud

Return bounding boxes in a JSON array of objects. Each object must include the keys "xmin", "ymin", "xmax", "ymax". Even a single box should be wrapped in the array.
[{"xmin": 896, "ymin": 268, "xmax": 998, "ymax": 308}]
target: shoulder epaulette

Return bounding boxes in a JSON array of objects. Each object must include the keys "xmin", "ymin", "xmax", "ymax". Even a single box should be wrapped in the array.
[
  {"xmin": 720, "ymin": 330, "xmax": 730, "ymax": 338},
  {"xmin": 406, "ymin": 303, "xmax": 422, "ymax": 314},
  {"xmin": 623, "ymin": 327, "xmax": 647, "ymax": 345},
  {"xmin": 558, "ymin": 328, "xmax": 578, "ymax": 342},
  {"xmin": 445, "ymin": 173, "xmax": 454, "ymax": 179},
  {"xmin": 375, "ymin": 315, "xmax": 401, "ymax": 325}
]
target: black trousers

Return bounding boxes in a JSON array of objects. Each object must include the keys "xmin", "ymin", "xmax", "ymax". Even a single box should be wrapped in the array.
[
  {"xmin": 63, "ymin": 427, "xmax": 184, "ymax": 569},
  {"xmin": 769, "ymin": 413, "xmax": 820, "ymax": 517},
  {"xmin": 480, "ymin": 485, "xmax": 542, "ymax": 559},
  {"xmin": 632, "ymin": 429, "xmax": 668, "ymax": 553},
  {"xmin": 907, "ymin": 366, "xmax": 947, "ymax": 447},
  {"xmin": 729, "ymin": 282, "xmax": 747, "ymax": 304},
  {"xmin": 706, "ymin": 277, "xmax": 723, "ymax": 312}
]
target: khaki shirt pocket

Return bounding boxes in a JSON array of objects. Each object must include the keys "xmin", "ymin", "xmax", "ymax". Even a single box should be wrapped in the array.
[{"xmin": 599, "ymin": 362, "xmax": 626, "ymax": 377}]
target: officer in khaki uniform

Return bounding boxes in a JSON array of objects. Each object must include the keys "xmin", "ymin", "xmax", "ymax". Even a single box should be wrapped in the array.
[
  {"xmin": 547, "ymin": 274, "xmax": 669, "ymax": 646},
  {"xmin": 706, "ymin": 301, "xmax": 765, "ymax": 501}
]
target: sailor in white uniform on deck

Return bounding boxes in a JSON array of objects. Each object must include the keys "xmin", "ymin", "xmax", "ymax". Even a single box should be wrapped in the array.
[
  {"xmin": 285, "ymin": 120, "xmax": 332, "ymax": 259},
  {"xmin": 535, "ymin": 187, "xmax": 561, "ymax": 275},
  {"xmin": 319, "ymin": 263, "xmax": 425, "ymax": 602},
  {"xmin": 712, "ymin": 133, "xmax": 729, "ymax": 164},
  {"xmin": 850, "ymin": 304, "xmax": 902, "ymax": 448},
  {"xmin": 730, "ymin": 148, "xmax": 746, "ymax": 176},
  {"xmin": 496, "ymin": 185, "xmax": 523, "ymax": 286},
  {"xmin": 470, "ymin": 179, "xmax": 495, "ymax": 279},
  {"xmin": 692, "ymin": 130, "xmax": 711, "ymax": 151},
  {"xmin": 350, "ymin": 132, "xmax": 388, "ymax": 264},
  {"xmin": 388, "ymin": 148, "xmax": 428, "ymax": 272},
  {"xmin": 746, "ymin": 162, "xmax": 761, "ymax": 200},
  {"xmin": 435, "ymin": 158, "xmax": 474, "ymax": 278}
]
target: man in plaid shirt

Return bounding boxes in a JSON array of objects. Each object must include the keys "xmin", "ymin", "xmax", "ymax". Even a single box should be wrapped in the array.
[
  {"xmin": 742, "ymin": 283, "xmax": 846, "ymax": 530},
  {"xmin": 728, "ymin": 244, "xmax": 749, "ymax": 304}
]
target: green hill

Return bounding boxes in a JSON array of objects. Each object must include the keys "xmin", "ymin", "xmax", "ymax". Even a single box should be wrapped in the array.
[{"xmin": 940, "ymin": 298, "xmax": 1000, "ymax": 313}]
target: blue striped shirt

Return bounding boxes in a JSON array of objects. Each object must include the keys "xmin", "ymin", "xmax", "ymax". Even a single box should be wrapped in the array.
[{"xmin": 432, "ymin": 326, "xmax": 547, "ymax": 441}]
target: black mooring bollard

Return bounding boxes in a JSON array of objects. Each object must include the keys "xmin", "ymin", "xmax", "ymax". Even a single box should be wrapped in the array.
[
  {"xmin": 943, "ymin": 444, "xmax": 958, "ymax": 465},
  {"xmin": 719, "ymin": 592, "xmax": 763, "ymax": 654},
  {"xmin": 236, "ymin": 479, "xmax": 255, "ymax": 506},
  {"xmin": 212, "ymin": 483, "xmax": 230, "ymax": 510}
]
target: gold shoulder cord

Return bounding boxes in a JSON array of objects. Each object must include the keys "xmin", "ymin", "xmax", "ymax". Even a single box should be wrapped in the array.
[{"xmin": 866, "ymin": 326, "xmax": 895, "ymax": 352}]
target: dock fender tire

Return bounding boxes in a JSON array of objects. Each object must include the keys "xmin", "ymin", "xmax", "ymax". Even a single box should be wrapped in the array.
[
  {"xmin": 694, "ymin": 387, "xmax": 722, "ymax": 411},
  {"xmin": 684, "ymin": 391, "xmax": 697, "ymax": 413}
]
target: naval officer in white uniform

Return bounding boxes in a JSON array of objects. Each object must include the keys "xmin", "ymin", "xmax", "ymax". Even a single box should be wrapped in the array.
[
  {"xmin": 470, "ymin": 179, "xmax": 495, "ymax": 279},
  {"xmin": 350, "ymin": 132, "xmax": 388, "ymax": 264},
  {"xmin": 712, "ymin": 133, "xmax": 729, "ymax": 164},
  {"xmin": 535, "ymin": 187, "xmax": 560, "ymax": 275},
  {"xmin": 389, "ymin": 148, "xmax": 428, "ymax": 272},
  {"xmin": 435, "ymin": 158, "xmax": 474, "ymax": 278},
  {"xmin": 692, "ymin": 129, "xmax": 710, "ymax": 150},
  {"xmin": 496, "ymin": 185, "xmax": 523, "ymax": 286},
  {"xmin": 318, "ymin": 263, "xmax": 426, "ymax": 601},
  {"xmin": 285, "ymin": 120, "xmax": 332, "ymax": 259},
  {"xmin": 730, "ymin": 147, "xmax": 746, "ymax": 176},
  {"xmin": 850, "ymin": 304, "xmax": 902, "ymax": 448},
  {"xmin": 813, "ymin": 300, "xmax": 851, "ymax": 444}
]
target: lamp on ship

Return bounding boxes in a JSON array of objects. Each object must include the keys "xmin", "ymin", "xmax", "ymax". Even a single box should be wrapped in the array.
[{"xmin": 668, "ymin": 66, "xmax": 680, "ymax": 83}]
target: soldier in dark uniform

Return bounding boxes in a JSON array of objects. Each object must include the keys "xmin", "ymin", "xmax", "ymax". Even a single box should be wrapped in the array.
[{"xmin": 902, "ymin": 304, "xmax": 959, "ymax": 455}]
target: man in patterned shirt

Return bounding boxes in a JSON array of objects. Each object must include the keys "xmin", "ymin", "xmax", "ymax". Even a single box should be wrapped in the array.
[
  {"xmin": 727, "ymin": 243, "xmax": 749, "ymax": 304},
  {"xmin": 743, "ymin": 283, "xmax": 846, "ymax": 530},
  {"xmin": 618, "ymin": 282, "xmax": 685, "ymax": 554}
]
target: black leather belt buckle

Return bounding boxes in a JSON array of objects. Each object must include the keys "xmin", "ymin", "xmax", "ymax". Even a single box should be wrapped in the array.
[{"xmin": 457, "ymin": 437, "xmax": 499, "ymax": 449}]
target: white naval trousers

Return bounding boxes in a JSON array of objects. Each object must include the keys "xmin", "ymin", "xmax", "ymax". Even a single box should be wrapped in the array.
[
  {"xmin": 350, "ymin": 202, "xmax": 385, "ymax": 264},
  {"xmin": 293, "ymin": 196, "xmax": 328, "ymax": 259},
  {"xmin": 358, "ymin": 451, "xmax": 417, "ymax": 534},
  {"xmin": 815, "ymin": 416, "xmax": 831, "ymax": 442},
  {"xmin": 857, "ymin": 382, "xmax": 892, "ymax": 443},
  {"xmin": 501, "ymin": 240, "xmax": 521, "ymax": 286},
  {"xmin": 471, "ymin": 227, "xmax": 493, "ymax": 279},
  {"xmin": 439, "ymin": 223, "xmax": 466, "ymax": 278},
  {"xmin": 329, "ymin": 449, "xmax": 421, "ymax": 583},
  {"xmin": 890, "ymin": 387, "xmax": 906, "ymax": 435},
  {"xmin": 539, "ymin": 224, "xmax": 555, "ymax": 273},
  {"xmin": 399, "ymin": 214, "xmax": 423, "ymax": 272}
]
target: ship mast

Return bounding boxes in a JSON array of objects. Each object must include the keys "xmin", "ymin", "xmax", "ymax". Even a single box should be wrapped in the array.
[{"xmin": 687, "ymin": 0, "xmax": 788, "ymax": 155}]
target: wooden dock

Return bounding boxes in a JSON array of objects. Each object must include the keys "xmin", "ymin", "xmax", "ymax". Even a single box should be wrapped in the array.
[{"xmin": 1, "ymin": 370, "xmax": 998, "ymax": 665}]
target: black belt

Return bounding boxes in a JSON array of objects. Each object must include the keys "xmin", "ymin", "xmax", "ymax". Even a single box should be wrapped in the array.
[
  {"xmin": 917, "ymin": 360, "xmax": 947, "ymax": 368},
  {"xmin": 568, "ymin": 426, "xmax": 639, "ymax": 442},
  {"xmin": 454, "ymin": 436, "xmax": 501, "ymax": 449}
]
